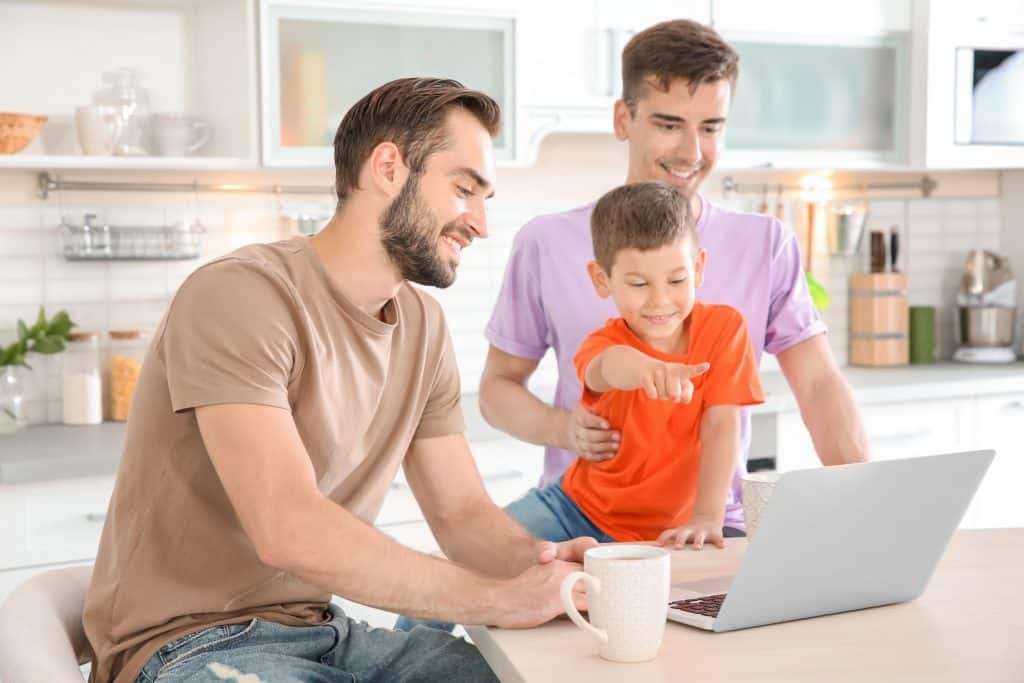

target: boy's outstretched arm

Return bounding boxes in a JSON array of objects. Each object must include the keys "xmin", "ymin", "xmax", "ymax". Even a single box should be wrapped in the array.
[
  {"xmin": 658, "ymin": 404, "xmax": 740, "ymax": 550},
  {"xmin": 585, "ymin": 345, "xmax": 709, "ymax": 401}
]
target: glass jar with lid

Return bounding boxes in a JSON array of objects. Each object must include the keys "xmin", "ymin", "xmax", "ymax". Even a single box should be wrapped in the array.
[
  {"xmin": 109, "ymin": 329, "xmax": 147, "ymax": 421},
  {"xmin": 62, "ymin": 331, "xmax": 102, "ymax": 425}
]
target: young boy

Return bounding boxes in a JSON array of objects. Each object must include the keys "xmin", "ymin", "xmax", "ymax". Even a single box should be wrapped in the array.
[{"xmin": 537, "ymin": 181, "xmax": 764, "ymax": 550}]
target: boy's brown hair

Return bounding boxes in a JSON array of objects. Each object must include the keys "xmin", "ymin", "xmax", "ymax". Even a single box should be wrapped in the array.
[
  {"xmin": 332, "ymin": 77, "xmax": 501, "ymax": 204},
  {"xmin": 591, "ymin": 182, "xmax": 696, "ymax": 273},
  {"xmin": 621, "ymin": 19, "xmax": 739, "ymax": 113}
]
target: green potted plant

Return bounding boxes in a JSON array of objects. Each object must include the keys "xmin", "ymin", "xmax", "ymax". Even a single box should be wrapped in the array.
[{"xmin": 0, "ymin": 307, "xmax": 77, "ymax": 434}]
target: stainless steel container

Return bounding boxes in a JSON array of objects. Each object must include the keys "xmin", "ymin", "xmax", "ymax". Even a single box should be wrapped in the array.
[
  {"xmin": 957, "ymin": 306, "xmax": 1016, "ymax": 347},
  {"xmin": 825, "ymin": 201, "xmax": 868, "ymax": 256}
]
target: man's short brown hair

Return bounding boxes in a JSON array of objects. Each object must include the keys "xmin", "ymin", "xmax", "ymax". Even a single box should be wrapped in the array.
[
  {"xmin": 333, "ymin": 77, "xmax": 501, "ymax": 203},
  {"xmin": 591, "ymin": 182, "xmax": 696, "ymax": 273},
  {"xmin": 621, "ymin": 19, "xmax": 739, "ymax": 112}
]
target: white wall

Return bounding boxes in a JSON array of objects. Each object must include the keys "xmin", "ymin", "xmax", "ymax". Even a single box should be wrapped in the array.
[{"xmin": 0, "ymin": 134, "xmax": 1008, "ymax": 426}]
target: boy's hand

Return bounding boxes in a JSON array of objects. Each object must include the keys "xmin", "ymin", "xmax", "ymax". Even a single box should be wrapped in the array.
[
  {"xmin": 656, "ymin": 514, "xmax": 725, "ymax": 550},
  {"xmin": 639, "ymin": 359, "xmax": 710, "ymax": 403}
]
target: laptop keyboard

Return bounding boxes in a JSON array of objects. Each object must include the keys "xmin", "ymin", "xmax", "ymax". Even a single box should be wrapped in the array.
[{"xmin": 669, "ymin": 593, "xmax": 727, "ymax": 618}]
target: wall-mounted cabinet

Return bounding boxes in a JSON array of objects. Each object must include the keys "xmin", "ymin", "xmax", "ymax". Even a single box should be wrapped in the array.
[
  {"xmin": 0, "ymin": 0, "xmax": 259, "ymax": 170},
  {"xmin": 260, "ymin": 0, "xmax": 516, "ymax": 166}
]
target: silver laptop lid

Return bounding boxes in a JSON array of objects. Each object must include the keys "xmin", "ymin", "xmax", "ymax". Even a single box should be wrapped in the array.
[{"xmin": 714, "ymin": 450, "xmax": 994, "ymax": 632}]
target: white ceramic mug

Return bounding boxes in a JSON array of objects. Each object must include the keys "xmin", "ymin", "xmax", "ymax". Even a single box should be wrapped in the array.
[
  {"xmin": 151, "ymin": 113, "xmax": 211, "ymax": 156},
  {"xmin": 75, "ymin": 105, "xmax": 122, "ymax": 156},
  {"xmin": 560, "ymin": 545, "xmax": 670, "ymax": 662},
  {"xmin": 741, "ymin": 471, "xmax": 782, "ymax": 539}
]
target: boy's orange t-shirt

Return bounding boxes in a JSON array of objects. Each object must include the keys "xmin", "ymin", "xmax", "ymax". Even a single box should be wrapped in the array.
[{"xmin": 561, "ymin": 302, "xmax": 765, "ymax": 542}]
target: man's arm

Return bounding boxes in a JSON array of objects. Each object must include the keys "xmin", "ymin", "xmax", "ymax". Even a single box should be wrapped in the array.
[
  {"xmin": 776, "ymin": 334, "xmax": 869, "ymax": 465},
  {"xmin": 479, "ymin": 345, "xmax": 620, "ymax": 461},
  {"xmin": 402, "ymin": 432, "xmax": 596, "ymax": 578},
  {"xmin": 195, "ymin": 403, "xmax": 581, "ymax": 628}
]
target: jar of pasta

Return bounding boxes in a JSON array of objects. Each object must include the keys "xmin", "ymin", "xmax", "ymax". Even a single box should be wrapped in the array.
[{"xmin": 109, "ymin": 329, "xmax": 146, "ymax": 421}]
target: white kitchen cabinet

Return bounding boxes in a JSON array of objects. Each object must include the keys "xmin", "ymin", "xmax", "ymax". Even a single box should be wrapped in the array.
[
  {"xmin": 710, "ymin": 0, "xmax": 911, "ymax": 36},
  {"xmin": 719, "ymin": 33, "xmax": 910, "ymax": 169},
  {"xmin": 260, "ymin": 0, "xmax": 516, "ymax": 166},
  {"xmin": 909, "ymin": 1, "xmax": 1024, "ymax": 168},
  {"xmin": 968, "ymin": 393, "xmax": 1024, "ymax": 529},
  {"xmin": 0, "ymin": 0, "xmax": 259, "ymax": 170}
]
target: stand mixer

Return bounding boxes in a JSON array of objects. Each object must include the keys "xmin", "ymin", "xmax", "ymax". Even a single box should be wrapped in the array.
[{"xmin": 953, "ymin": 250, "xmax": 1018, "ymax": 363}]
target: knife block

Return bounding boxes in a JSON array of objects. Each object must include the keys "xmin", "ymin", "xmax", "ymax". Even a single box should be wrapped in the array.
[{"xmin": 849, "ymin": 273, "xmax": 909, "ymax": 367}]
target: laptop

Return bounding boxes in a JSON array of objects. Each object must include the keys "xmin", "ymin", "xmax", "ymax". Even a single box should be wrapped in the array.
[{"xmin": 666, "ymin": 450, "xmax": 994, "ymax": 632}]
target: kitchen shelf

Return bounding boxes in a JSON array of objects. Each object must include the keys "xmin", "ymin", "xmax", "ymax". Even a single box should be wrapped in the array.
[{"xmin": 0, "ymin": 155, "xmax": 260, "ymax": 171}]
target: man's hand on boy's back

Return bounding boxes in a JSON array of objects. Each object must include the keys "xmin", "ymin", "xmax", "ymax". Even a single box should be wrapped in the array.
[
  {"xmin": 656, "ymin": 514, "xmax": 726, "ymax": 550},
  {"xmin": 563, "ymin": 403, "xmax": 620, "ymax": 462}
]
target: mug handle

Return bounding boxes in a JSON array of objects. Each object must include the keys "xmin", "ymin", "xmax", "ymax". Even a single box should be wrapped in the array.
[
  {"xmin": 188, "ymin": 121, "xmax": 211, "ymax": 154},
  {"xmin": 560, "ymin": 571, "xmax": 607, "ymax": 645}
]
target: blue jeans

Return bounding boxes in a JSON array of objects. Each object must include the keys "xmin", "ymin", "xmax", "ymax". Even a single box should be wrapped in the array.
[
  {"xmin": 136, "ymin": 604, "xmax": 497, "ymax": 683},
  {"xmin": 394, "ymin": 481, "xmax": 615, "ymax": 633}
]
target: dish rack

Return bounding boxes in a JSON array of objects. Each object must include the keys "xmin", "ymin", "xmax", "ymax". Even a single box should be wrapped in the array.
[{"xmin": 60, "ymin": 215, "xmax": 205, "ymax": 261}]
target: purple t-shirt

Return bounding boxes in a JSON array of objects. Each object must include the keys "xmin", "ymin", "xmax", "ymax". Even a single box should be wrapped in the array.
[{"xmin": 485, "ymin": 195, "xmax": 826, "ymax": 529}]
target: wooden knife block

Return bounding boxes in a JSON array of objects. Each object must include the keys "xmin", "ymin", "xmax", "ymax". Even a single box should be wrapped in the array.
[{"xmin": 848, "ymin": 273, "xmax": 909, "ymax": 367}]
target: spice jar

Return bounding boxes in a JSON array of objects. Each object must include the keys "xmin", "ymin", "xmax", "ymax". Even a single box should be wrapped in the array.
[
  {"xmin": 62, "ymin": 331, "xmax": 102, "ymax": 425},
  {"xmin": 109, "ymin": 329, "xmax": 146, "ymax": 421}
]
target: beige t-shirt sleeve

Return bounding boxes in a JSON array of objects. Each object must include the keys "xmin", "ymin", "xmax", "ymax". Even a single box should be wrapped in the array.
[
  {"xmin": 158, "ymin": 259, "xmax": 301, "ymax": 413},
  {"xmin": 413, "ymin": 315, "xmax": 465, "ymax": 440}
]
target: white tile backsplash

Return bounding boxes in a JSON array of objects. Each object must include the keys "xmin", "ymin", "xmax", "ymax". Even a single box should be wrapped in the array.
[{"xmin": 0, "ymin": 177, "xmax": 1005, "ymax": 426}]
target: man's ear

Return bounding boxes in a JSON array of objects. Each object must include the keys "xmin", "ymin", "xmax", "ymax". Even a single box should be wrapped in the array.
[
  {"xmin": 587, "ymin": 261, "xmax": 613, "ymax": 298},
  {"xmin": 694, "ymin": 247, "xmax": 708, "ymax": 288},
  {"xmin": 364, "ymin": 141, "xmax": 408, "ymax": 198},
  {"xmin": 612, "ymin": 99, "xmax": 632, "ymax": 141}
]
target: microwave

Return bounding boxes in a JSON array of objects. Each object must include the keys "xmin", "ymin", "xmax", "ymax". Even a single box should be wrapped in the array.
[{"xmin": 954, "ymin": 46, "xmax": 1024, "ymax": 145}]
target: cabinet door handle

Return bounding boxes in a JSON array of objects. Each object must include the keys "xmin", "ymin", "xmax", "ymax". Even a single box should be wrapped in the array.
[{"xmin": 85, "ymin": 513, "xmax": 106, "ymax": 523}]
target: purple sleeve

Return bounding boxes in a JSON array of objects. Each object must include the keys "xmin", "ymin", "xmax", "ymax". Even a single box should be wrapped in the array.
[
  {"xmin": 763, "ymin": 224, "xmax": 828, "ymax": 355},
  {"xmin": 484, "ymin": 222, "xmax": 550, "ymax": 360}
]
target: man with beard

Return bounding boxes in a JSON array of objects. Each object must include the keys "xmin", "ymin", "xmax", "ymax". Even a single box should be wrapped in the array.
[
  {"xmin": 480, "ymin": 20, "xmax": 869, "ymax": 538},
  {"xmin": 82, "ymin": 78, "xmax": 594, "ymax": 683}
]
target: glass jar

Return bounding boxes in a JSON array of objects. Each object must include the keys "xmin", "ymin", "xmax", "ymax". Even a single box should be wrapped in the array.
[
  {"xmin": 0, "ymin": 366, "xmax": 27, "ymax": 434},
  {"xmin": 62, "ymin": 331, "xmax": 103, "ymax": 425},
  {"xmin": 109, "ymin": 329, "xmax": 146, "ymax": 421}
]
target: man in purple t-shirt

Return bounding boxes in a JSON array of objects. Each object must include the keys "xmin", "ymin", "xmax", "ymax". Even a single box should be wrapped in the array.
[{"xmin": 481, "ymin": 19, "xmax": 868, "ymax": 534}]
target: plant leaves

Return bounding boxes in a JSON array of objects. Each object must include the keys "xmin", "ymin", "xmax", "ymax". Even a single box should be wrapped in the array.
[
  {"xmin": 31, "ymin": 335, "xmax": 66, "ymax": 354},
  {"xmin": 16, "ymin": 319, "xmax": 29, "ymax": 343},
  {"xmin": 47, "ymin": 310, "xmax": 74, "ymax": 337}
]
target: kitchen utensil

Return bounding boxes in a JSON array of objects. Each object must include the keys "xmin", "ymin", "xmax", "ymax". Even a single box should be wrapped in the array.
[
  {"xmin": 560, "ymin": 545, "xmax": 670, "ymax": 662},
  {"xmin": 75, "ymin": 106, "xmax": 122, "ymax": 156},
  {"xmin": 93, "ymin": 67, "xmax": 150, "ymax": 155},
  {"xmin": 849, "ymin": 272, "xmax": 909, "ymax": 367},
  {"xmin": 825, "ymin": 200, "xmax": 868, "ymax": 256},
  {"xmin": 957, "ymin": 306, "xmax": 1016, "ymax": 347},
  {"xmin": 909, "ymin": 305, "xmax": 936, "ymax": 364},
  {"xmin": 869, "ymin": 231, "xmax": 886, "ymax": 273},
  {"xmin": 0, "ymin": 112, "xmax": 47, "ymax": 154},
  {"xmin": 151, "ymin": 113, "xmax": 211, "ymax": 156},
  {"xmin": 890, "ymin": 227, "xmax": 900, "ymax": 272},
  {"xmin": 962, "ymin": 250, "xmax": 1013, "ymax": 298}
]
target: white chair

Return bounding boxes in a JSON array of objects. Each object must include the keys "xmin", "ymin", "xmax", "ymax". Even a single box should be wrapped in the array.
[{"xmin": 0, "ymin": 565, "xmax": 93, "ymax": 683}]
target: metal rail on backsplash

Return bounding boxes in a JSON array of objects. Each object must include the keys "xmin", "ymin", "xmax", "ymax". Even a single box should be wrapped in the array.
[
  {"xmin": 721, "ymin": 175, "xmax": 938, "ymax": 199},
  {"xmin": 36, "ymin": 172, "xmax": 333, "ymax": 199}
]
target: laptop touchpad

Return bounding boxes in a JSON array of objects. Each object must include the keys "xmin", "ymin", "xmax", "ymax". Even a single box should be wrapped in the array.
[{"xmin": 670, "ymin": 574, "xmax": 734, "ymax": 600}]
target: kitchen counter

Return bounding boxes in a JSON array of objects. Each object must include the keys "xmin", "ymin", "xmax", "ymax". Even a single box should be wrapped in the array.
[
  {"xmin": 757, "ymin": 361, "xmax": 1024, "ymax": 413},
  {"xmin": 3, "ymin": 362, "xmax": 1024, "ymax": 485}
]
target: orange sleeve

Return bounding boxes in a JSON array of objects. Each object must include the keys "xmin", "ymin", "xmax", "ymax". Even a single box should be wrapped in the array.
[
  {"xmin": 702, "ymin": 308, "xmax": 765, "ymax": 407},
  {"xmin": 573, "ymin": 322, "xmax": 624, "ymax": 407}
]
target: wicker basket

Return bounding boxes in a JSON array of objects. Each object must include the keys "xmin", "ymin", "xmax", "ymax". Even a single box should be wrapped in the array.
[{"xmin": 0, "ymin": 112, "xmax": 48, "ymax": 154}]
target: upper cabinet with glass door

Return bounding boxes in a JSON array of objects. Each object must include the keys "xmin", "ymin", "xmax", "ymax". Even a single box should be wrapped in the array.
[
  {"xmin": 711, "ymin": 0, "xmax": 912, "ymax": 169},
  {"xmin": 260, "ymin": 0, "xmax": 516, "ymax": 167}
]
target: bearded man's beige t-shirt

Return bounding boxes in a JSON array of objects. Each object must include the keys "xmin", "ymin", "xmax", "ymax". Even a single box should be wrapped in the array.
[{"xmin": 82, "ymin": 236, "xmax": 465, "ymax": 683}]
